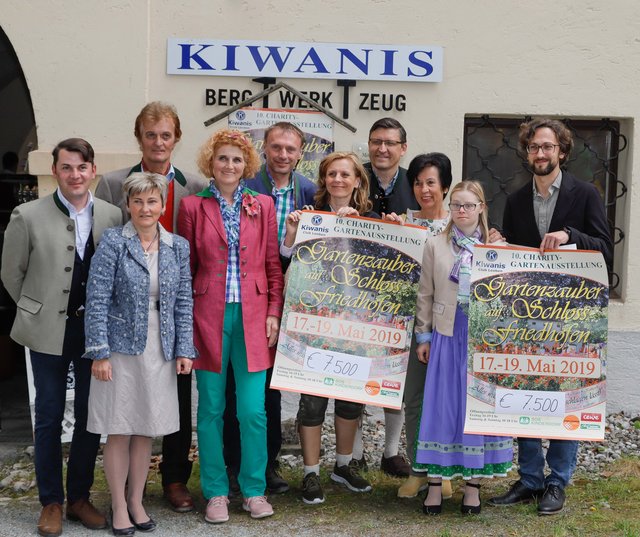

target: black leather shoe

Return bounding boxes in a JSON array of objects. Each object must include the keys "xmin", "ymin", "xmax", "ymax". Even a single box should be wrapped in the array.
[
  {"xmin": 487, "ymin": 480, "xmax": 543, "ymax": 506},
  {"xmin": 112, "ymin": 527, "xmax": 135, "ymax": 536},
  {"xmin": 422, "ymin": 482, "xmax": 442, "ymax": 515},
  {"xmin": 110, "ymin": 509, "xmax": 135, "ymax": 536},
  {"xmin": 128, "ymin": 510, "xmax": 156, "ymax": 532},
  {"xmin": 461, "ymin": 482, "xmax": 481, "ymax": 515},
  {"xmin": 537, "ymin": 484, "xmax": 565, "ymax": 515},
  {"xmin": 266, "ymin": 464, "xmax": 290, "ymax": 494}
]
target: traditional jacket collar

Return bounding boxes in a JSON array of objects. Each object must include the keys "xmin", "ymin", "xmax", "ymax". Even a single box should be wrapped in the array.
[{"xmin": 127, "ymin": 161, "xmax": 187, "ymax": 187}]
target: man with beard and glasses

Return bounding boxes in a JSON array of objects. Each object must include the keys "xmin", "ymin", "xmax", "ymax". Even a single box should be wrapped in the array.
[{"xmin": 488, "ymin": 118, "xmax": 612, "ymax": 515}]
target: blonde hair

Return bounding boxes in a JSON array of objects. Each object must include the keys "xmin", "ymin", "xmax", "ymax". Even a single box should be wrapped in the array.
[
  {"xmin": 123, "ymin": 172, "xmax": 167, "ymax": 206},
  {"xmin": 314, "ymin": 152, "xmax": 373, "ymax": 215},
  {"xmin": 196, "ymin": 129, "xmax": 261, "ymax": 179},
  {"xmin": 444, "ymin": 180, "xmax": 489, "ymax": 241}
]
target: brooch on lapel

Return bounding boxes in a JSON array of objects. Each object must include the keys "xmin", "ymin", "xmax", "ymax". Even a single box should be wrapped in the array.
[{"xmin": 242, "ymin": 188, "xmax": 260, "ymax": 217}]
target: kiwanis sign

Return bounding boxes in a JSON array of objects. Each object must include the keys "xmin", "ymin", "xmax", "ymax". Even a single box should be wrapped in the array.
[{"xmin": 167, "ymin": 39, "xmax": 443, "ymax": 82}]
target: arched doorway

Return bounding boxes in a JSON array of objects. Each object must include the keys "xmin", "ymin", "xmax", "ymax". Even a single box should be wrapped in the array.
[
  {"xmin": 0, "ymin": 26, "xmax": 37, "ymax": 445},
  {"xmin": 0, "ymin": 25, "xmax": 37, "ymax": 173}
]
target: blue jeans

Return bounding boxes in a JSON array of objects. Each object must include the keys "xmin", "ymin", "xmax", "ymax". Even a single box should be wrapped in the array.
[
  {"xmin": 30, "ymin": 318, "xmax": 100, "ymax": 506},
  {"xmin": 517, "ymin": 438, "xmax": 579, "ymax": 489}
]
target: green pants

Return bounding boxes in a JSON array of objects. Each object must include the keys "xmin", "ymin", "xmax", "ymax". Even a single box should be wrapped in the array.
[{"xmin": 196, "ymin": 303, "xmax": 267, "ymax": 498}]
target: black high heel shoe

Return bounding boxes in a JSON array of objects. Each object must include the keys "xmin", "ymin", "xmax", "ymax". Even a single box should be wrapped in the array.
[
  {"xmin": 461, "ymin": 482, "xmax": 482, "ymax": 515},
  {"xmin": 128, "ymin": 510, "xmax": 157, "ymax": 532},
  {"xmin": 109, "ymin": 509, "xmax": 135, "ymax": 536},
  {"xmin": 422, "ymin": 481, "xmax": 443, "ymax": 515}
]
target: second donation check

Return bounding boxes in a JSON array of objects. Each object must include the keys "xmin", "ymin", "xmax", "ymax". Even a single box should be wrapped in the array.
[{"xmin": 271, "ymin": 212, "xmax": 427, "ymax": 409}]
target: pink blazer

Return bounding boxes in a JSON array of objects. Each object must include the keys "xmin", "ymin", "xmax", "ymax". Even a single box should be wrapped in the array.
[{"xmin": 177, "ymin": 192, "xmax": 284, "ymax": 373}]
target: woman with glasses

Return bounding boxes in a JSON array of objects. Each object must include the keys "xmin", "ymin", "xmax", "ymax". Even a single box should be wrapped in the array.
[{"xmin": 412, "ymin": 181, "xmax": 512, "ymax": 516}]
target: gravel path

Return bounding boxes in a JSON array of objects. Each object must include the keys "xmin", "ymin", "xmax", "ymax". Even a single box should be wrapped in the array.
[{"xmin": 1, "ymin": 391, "xmax": 638, "ymax": 537}]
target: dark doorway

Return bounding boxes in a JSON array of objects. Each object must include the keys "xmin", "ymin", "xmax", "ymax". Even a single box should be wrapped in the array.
[{"xmin": 0, "ymin": 25, "xmax": 37, "ymax": 446}]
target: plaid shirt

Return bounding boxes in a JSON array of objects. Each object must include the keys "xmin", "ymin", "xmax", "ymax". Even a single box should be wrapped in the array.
[
  {"xmin": 266, "ymin": 168, "xmax": 295, "ymax": 243},
  {"xmin": 208, "ymin": 182, "xmax": 242, "ymax": 303}
]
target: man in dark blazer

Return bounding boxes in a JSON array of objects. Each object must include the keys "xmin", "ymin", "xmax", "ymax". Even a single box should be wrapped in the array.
[
  {"xmin": 355, "ymin": 118, "xmax": 419, "ymax": 479},
  {"xmin": 95, "ymin": 102, "xmax": 206, "ymax": 513},
  {"xmin": 1, "ymin": 138, "xmax": 121, "ymax": 536},
  {"xmin": 364, "ymin": 117, "xmax": 418, "ymax": 216},
  {"xmin": 488, "ymin": 118, "xmax": 613, "ymax": 515}
]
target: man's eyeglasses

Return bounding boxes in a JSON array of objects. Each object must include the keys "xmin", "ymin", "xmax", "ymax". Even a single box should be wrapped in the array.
[
  {"xmin": 449, "ymin": 202, "xmax": 482, "ymax": 212},
  {"xmin": 526, "ymin": 143, "xmax": 559, "ymax": 154},
  {"xmin": 369, "ymin": 139, "xmax": 404, "ymax": 148}
]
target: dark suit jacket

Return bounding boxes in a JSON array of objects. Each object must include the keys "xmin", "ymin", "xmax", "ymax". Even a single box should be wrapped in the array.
[
  {"xmin": 364, "ymin": 162, "xmax": 418, "ymax": 215},
  {"xmin": 502, "ymin": 171, "xmax": 613, "ymax": 269}
]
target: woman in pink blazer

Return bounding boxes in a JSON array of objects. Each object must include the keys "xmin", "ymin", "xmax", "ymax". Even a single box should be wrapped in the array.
[{"xmin": 177, "ymin": 129, "xmax": 284, "ymax": 524}]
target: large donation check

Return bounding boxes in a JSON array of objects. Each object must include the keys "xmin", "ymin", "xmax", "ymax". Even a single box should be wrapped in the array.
[
  {"xmin": 464, "ymin": 245, "xmax": 609, "ymax": 441},
  {"xmin": 271, "ymin": 211, "xmax": 427, "ymax": 409}
]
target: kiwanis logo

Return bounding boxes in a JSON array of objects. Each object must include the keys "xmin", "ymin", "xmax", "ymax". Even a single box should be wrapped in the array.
[
  {"xmin": 486, "ymin": 250, "xmax": 498, "ymax": 261},
  {"xmin": 311, "ymin": 215, "xmax": 323, "ymax": 225},
  {"xmin": 235, "ymin": 110, "xmax": 246, "ymax": 120}
]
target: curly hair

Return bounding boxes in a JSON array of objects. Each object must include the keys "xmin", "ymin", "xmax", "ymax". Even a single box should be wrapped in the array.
[
  {"xmin": 518, "ymin": 118, "xmax": 574, "ymax": 164},
  {"xmin": 314, "ymin": 152, "xmax": 373, "ymax": 215},
  {"xmin": 196, "ymin": 129, "xmax": 261, "ymax": 179}
]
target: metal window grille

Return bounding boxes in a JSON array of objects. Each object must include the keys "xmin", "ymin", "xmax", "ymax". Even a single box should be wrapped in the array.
[{"xmin": 462, "ymin": 115, "xmax": 626, "ymax": 294}]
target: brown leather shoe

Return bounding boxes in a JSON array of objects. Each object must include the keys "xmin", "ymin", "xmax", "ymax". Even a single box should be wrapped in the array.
[
  {"xmin": 380, "ymin": 454, "xmax": 412, "ymax": 477},
  {"xmin": 66, "ymin": 498, "xmax": 107, "ymax": 530},
  {"xmin": 38, "ymin": 503, "xmax": 63, "ymax": 537},
  {"xmin": 163, "ymin": 482, "xmax": 195, "ymax": 512}
]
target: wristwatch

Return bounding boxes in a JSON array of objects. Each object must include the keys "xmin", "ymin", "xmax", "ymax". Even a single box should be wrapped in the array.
[{"xmin": 563, "ymin": 226, "xmax": 572, "ymax": 241}]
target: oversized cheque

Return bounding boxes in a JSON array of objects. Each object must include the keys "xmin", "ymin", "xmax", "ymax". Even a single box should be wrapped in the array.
[
  {"xmin": 465, "ymin": 245, "xmax": 609, "ymax": 440},
  {"xmin": 271, "ymin": 212, "xmax": 427, "ymax": 409}
]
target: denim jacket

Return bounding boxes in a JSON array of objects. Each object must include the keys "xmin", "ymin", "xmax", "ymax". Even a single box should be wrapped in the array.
[{"xmin": 84, "ymin": 221, "xmax": 197, "ymax": 361}]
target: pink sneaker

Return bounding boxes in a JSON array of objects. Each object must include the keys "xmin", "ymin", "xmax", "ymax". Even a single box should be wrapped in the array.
[
  {"xmin": 242, "ymin": 496, "xmax": 274, "ymax": 519},
  {"xmin": 205, "ymin": 496, "xmax": 229, "ymax": 524}
]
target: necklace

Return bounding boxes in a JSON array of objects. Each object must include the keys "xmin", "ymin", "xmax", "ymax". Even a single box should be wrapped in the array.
[{"xmin": 140, "ymin": 228, "xmax": 159, "ymax": 259}]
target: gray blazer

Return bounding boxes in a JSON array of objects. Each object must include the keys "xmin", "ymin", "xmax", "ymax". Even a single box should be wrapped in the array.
[
  {"xmin": 414, "ymin": 232, "xmax": 460, "ymax": 339},
  {"xmin": 96, "ymin": 162, "xmax": 207, "ymax": 229},
  {"xmin": 1, "ymin": 194, "xmax": 122, "ymax": 354},
  {"xmin": 83, "ymin": 221, "xmax": 197, "ymax": 361}
]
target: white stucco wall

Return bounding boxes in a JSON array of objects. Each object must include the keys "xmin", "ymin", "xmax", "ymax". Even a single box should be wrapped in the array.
[{"xmin": 2, "ymin": 0, "xmax": 638, "ymax": 409}]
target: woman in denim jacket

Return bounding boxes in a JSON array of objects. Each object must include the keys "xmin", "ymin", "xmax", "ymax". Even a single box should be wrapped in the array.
[{"xmin": 84, "ymin": 172, "xmax": 197, "ymax": 535}]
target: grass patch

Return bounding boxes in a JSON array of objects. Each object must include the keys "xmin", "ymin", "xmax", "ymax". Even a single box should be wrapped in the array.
[{"xmin": 2, "ymin": 454, "xmax": 639, "ymax": 536}]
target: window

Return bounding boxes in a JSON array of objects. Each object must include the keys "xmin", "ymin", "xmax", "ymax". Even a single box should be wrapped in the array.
[{"xmin": 463, "ymin": 115, "xmax": 627, "ymax": 294}]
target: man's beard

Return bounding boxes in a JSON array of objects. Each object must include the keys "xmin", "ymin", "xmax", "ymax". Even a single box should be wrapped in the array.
[{"xmin": 531, "ymin": 159, "xmax": 556, "ymax": 177}]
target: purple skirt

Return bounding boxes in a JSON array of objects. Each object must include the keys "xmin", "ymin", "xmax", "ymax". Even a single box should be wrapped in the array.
[{"xmin": 413, "ymin": 307, "xmax": 512, "ymax": 479}]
